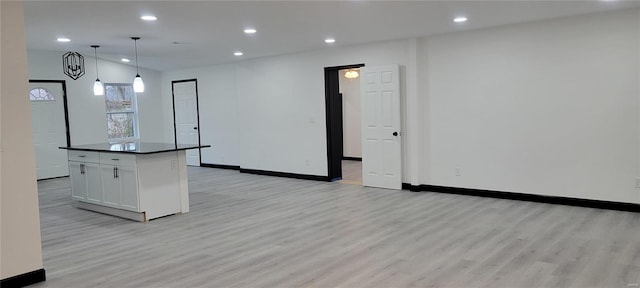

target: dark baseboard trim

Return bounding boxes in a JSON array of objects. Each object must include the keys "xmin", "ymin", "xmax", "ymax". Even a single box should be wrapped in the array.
[
  {"xmin": 200, "ymin": 163, "xmax": 240, "ymax": 170},
  {"xmin": 402, "ymin": 183, "xmax": 640, "ymax": 213},
  {"xmin": 37, "ymin": 175, "xmax": 69, "ymax": 181},
  {"xmin": 240, "ymin": 168, "xmax": 329, "ymax": 182},
  {"xmin": 342, "ymin": 157, "xmax": 362, "ymax": 161},
  {"xmin": 402, "ymin": 183, "xmax": 422, "ymax": 192},
  {"xmin": 0, "ymin": 269, "xmax": 46, "ymax": 288}
]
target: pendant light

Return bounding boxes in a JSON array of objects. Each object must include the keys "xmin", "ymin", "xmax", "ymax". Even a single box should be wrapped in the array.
[
  {"xmin": 91, "ymin": 45, "xmax": 104, "ymax": 96},
  {"xmin": 131, "ymin": 37, "xmax": 144, "ymax": 93}
]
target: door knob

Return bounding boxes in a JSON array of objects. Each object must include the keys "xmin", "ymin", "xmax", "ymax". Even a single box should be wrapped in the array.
[
  {"xmin": 193, "ymin": 127, "xmax": 198, "ymax": 130},
  {"xmin": 393, "ymin": 131, "xmax": 398, "ymax": 136}
]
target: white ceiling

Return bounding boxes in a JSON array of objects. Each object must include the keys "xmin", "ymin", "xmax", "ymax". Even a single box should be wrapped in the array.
[{"xmin": 23, "ymin": 1, "xmax": 640, "ymax": 71}]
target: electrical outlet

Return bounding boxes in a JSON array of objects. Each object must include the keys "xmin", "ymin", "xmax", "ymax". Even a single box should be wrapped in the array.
[
  {"xmin": 455, "ymin": 168, "xmax": 461, "ymax": 177},
  {"xmin": 635, "ymin": 177, "xmax": 640, "ymax": 188},
  {"xmin": 306, "ymin": 160, "xmax": 310, "ymax": 166}
]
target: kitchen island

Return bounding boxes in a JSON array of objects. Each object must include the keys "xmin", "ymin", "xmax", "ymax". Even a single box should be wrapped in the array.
[{"xmin": 60, "ymin": 142, "xmax": 210, "ymax": 221}]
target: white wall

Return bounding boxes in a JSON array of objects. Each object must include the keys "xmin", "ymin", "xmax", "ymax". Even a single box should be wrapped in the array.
[
  {"xmin": 1, "ymin": 0, "xmax": 44, "ymax": 280},
  {"xmin": 160, "ymin": 8, "xmax": 640, "ymax": 204},
  {"xmin": 27, "ymin": 50, "xmax": 164, "ymax": 145},
  {"xmin": 339, "ymin": 68, "xmax": 362, "ymax": 158},
  {"xmin": 161, "ymin": 64, "xmax": 239, "ymax": 166},
  {"xmin": 162, "ymin": 40, "xmax": 410, "ymax": 177},
  {"xmin": 422, "ymin": 9, "xmax": 640, "ymax": 203}
]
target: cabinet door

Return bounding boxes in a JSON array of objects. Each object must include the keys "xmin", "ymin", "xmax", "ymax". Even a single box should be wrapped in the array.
[
  {"xmin": 101, "ymin": 165, "xmax": 120, "ymax": 207},
  {"xmin": 69, "ymin": 161, "xmax": 86, "ymax": 200},
  {"xmin": 119, "ymin": 166, "xmax": 139, "ymax": 211},
  {"xmin": 84, "ymin": 163, "xmax": 103, "ymax": 203}
]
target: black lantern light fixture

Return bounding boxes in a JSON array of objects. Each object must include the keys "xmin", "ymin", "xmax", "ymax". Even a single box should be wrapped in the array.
[
  {"xmin": 62, "ymin": 51, "xmax": 85, "ymax": 80},
  {"xmin": 131, "ymin": 37, "xmax": 144, "ymax": 93},
  {"xmin": 91, "ymin": 45, "xmax": 104, "ymax": 96}
]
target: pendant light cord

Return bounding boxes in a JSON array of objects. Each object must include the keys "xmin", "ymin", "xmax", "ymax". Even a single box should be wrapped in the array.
[
  {"xmin": 92, "ymin": 45, "xmax": 100, "ymax": 79},
  {"xmin": 134, "ymin": 38, "xmax": 140, "ymax": 75}
]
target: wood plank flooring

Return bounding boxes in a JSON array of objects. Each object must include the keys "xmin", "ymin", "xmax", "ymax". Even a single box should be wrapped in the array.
[
  {"xmin": 32, "ymin": 167, "xmax": 640, "ymax": 287},
  {"xmin": 340, "ymin": 160, "xmax": 362, "ymax": 186}
]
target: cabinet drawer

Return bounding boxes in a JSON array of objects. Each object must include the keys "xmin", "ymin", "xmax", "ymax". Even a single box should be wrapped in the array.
[
  {"xmin": 68, "ymin": 150, "xmax": 99, "ymax": 163},
  {"xmin": 100, "ymin": 153, "xmax": 136, "ymax": 166}
]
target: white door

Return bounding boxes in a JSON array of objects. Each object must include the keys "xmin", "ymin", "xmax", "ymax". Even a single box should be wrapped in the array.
[
  {"xmin": 29, "ymin": 81, "xmax": 69, "ymax": 179},
  {"xmin": 172, "ymin": 80, "xmax": 200, "ymax": 166},
  {"xmin": 360, "ymin": 65, "xmax": 402, "ymax": 190}
]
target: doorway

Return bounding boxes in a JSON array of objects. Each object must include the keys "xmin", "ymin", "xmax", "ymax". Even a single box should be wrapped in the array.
[
  {"xmin": 339, "ymin": 67, "xmax": 363, "ymax": 185},
  {"xmin": 324, "ymin": 63, "xmax": 364, "ymax": 182},
  {"xmin": 28, "ymin": 80, "xmax": 71, "ymax": 180},
  {"xmin": 325, "ymin": 64, "xmax": 403, "ymax": 189},
  {"xmin": 172, "ymin": 79, "xmax": 202, "ymax": 166}
]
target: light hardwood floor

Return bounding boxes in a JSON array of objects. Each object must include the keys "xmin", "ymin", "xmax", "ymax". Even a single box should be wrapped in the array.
[
  {"xmin": 340, "ymin": 160, "xmax": 362, "ymax": 185},
  {"xmin": 32, "ymin": 167, "xmax": 640, "ymax": 287}
]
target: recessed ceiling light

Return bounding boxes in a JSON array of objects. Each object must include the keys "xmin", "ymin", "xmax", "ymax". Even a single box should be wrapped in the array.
[
  {"xmin": 141, "ymin": 15, "xmax": 157, "ymax": 21},
  {"xmin": 244, "ymin": 28, "xmax": 257, "ymax": 34},
  {"xmin": 57, "ymin": 37, "xmax": 70, "ymax": 42},
  {"xmin": 454, "ymin": 17, "xmax": 468, "ymax": 23},
  {"xmin": 121, "ymin": 58, "xmax": 131, "ymax": 63},
  {"xmin": 325, "ymin": 38, "xmax": 336, "ymax": 44},
  {"xmin": 234, "ymin": 51, "xmax": 243, "ymax": 56}
]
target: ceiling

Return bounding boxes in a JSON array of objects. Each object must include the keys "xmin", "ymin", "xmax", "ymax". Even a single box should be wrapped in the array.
[{"xmin": 23, "ymin": 1, "xmax": 640, "ymax": 71}]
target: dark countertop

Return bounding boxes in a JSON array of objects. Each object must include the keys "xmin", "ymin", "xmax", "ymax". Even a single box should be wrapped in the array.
[{"xmin": 59, "ymin": 142, "xmax": 210, "ymax": 154}]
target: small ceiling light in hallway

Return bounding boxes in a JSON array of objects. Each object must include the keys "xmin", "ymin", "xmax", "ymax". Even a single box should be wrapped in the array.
[{"xmin": 344, "ymin": 69, "xmax": 359, "ymax": 79}]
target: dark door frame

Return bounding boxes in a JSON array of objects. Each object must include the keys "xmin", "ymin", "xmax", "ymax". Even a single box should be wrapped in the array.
[
  {"xmin": 324, "ymin": 63, "xmax": 365, "ymax": 182},
  {"xmin": 171, "ymin": 79, "xmax": 203, "ymax": 165},
  {"xmin": 29, "ymin": 79, "xmax": 71, "ymax": 147}
]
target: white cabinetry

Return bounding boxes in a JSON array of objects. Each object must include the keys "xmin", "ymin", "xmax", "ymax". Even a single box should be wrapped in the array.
[
  {"xmin": 84, "ymin": 163, "xmax": 102, "ymax": 203},
  {"xmin": 101, "ymin": 164, "xmax": 121, "ymax": 207},
  {"xmin": 69, "ymin": 161, "xmax": 87, "ymax": 200},
  {"xmin": 68, "ymin": 151, "xmax": 102, "ymax": 202},
  {"xmin": 99, "ymin": 153, "xmax": 139, "ymax": 211},
  {"xmin": 119, "ymin": 165, "xmax": 139, "ymax": 211},
  {"xmin": 67, "ymin": 149, "xmax": 189, "ymax": 221}
]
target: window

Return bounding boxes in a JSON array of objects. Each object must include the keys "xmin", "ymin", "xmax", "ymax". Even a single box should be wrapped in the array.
[
  {"xmin": 29, "ymin": 88, "xmax": 55, "ymax": 101},
  {"xmin": 105, "ymin": 83, "xmax": 138, "ymax": 140}
]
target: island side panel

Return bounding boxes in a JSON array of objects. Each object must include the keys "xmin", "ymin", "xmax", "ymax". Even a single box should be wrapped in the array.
[
  {"xmin": 177, "ymin": 150, "xmax": 190, "ymax": 213},
  {"xmin": 137, "ymin": 151, "xmax": 182, "ymax": 220}
]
